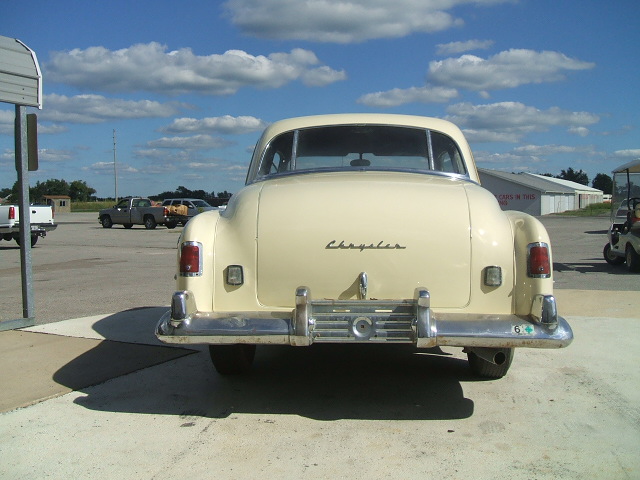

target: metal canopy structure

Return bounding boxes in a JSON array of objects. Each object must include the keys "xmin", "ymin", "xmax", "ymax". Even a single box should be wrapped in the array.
[
  {"xmin": 0, "ymin": 35, "xmax": 42, "ymax": 331},
  {"xmin": 0, "ymin": 35, "xmax": 42, "ymax": 107}
]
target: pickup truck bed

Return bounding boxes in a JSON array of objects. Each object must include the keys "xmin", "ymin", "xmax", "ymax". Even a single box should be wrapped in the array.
[{"xmin": 0, "ymin": 204, "xmax": 57, "ymax": 246}]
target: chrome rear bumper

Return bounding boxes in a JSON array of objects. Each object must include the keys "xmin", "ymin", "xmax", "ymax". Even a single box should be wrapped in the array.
[{"xmin": 156, "ymin": 287, "xmax": 573, "ymax": 349}]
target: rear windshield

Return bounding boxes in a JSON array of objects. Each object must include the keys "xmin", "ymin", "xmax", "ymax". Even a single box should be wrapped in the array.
[{"xmin": 250, "ymin": 125, "xmax": 466, "ymax": 182}]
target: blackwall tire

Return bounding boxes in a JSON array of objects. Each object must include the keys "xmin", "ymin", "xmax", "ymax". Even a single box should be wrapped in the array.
[
  {"xmin": 101, "ymin": 216, "xmax": 113, "ymax": 228},
  {"xmin": 209, "ymin": 344, "xmax": 256, "ymax": 375},
  {"xmin": 144, "ymin": 216, "xmax": 157, "ymax": 230},
  {"xmin": 13, "ymin": 235, "xmax": 38, "ymax": 247},
  {"xmin": 626, "ymin": 245, "xmax": 640, "ymax": 272},
  {"xmin": 603, "ymin": 243, "xmax": 625, "ymax": 265},
  {"xmin": 467, "ymin": 348, "xmax": 514, "ymax": 379}
]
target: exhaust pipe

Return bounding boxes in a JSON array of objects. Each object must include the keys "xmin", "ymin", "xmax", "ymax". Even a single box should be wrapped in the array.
[{"xmin": 466, "ymin": 347, "xmax": 507, "ymax": 365}]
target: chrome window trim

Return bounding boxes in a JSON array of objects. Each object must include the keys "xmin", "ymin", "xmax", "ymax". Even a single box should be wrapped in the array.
[
  {"xmin": 251, "ymin": 167, "xmax": 473, "ymax": 185},
  {"xmin": 248, "ymin": 124, "xmax": 470, "ymax": 185}
]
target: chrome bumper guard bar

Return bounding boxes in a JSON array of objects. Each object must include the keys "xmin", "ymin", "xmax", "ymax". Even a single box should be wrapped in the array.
[{"xmin": 156, "ymin": 287, "xmax": 573, "ymax": 348}]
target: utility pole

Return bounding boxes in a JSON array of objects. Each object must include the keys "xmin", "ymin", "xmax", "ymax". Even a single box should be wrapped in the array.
[{"xmin": 113, "ymin": 129, "xmax": 118, "ymax": 202}]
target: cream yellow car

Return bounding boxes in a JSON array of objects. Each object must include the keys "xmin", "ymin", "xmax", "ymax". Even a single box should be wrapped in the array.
[{"xmin": 156, "ymin": 114, "xmax": 573, "ymax": 378}]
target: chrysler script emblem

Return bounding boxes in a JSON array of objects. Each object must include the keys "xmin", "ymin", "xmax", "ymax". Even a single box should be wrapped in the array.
[{"xmin": 326, "ymin": 240, "xmax": 407, "ymax": 251}]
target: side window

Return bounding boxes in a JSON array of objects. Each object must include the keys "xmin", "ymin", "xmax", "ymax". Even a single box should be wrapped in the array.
[
  {"xmin": 259, "ymin": 131, "xmax": 294, "ymax": 176},
  {"xmin": 430, "ymin": 131, "xmax": 466, "ymax": 174}
]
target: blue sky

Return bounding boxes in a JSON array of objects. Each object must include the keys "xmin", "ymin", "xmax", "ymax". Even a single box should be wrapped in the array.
[{"xmin": 1, "ymin": 0, "xmax": 638, "ymax": 198}]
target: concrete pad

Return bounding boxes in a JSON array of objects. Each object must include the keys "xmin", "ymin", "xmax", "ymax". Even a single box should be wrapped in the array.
[
  {"xmin": 22, "ymin": 307, "xmax": 170, "ymax": 345},
  {"xmin": 0, "ymin": 315, "xmax": 638, "ymax": 479},
  {"xmin": 554, "ymin": 288, "xmax": 639, "ymax": 318},
  {"xmin": 0, "ymin": 330, "xmax": 193, "ymax": 413}
]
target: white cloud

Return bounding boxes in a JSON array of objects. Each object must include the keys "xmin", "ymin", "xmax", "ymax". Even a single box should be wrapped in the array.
[
  {"xmin": 428, "ymin": 49, "xmax": 595, "ymax": 91},
  {"xmin": 146, "ymin": 134, "xmax": 233, "ymax": 149},
  {"xmin": 84, "ymin": 161, "xmax": 138, "ymax": 174},
  {"xmin": 224, "ymin": 0, "xmax": 512, "ymax": 43},
  {"xmin": 357, "ymin": 85, "xmax": 458, "ymax": 107},
  {"xmin": 513, "ymin": 144, "xmax": 597, "ymax": 156},
  {"xmin": 160, "ymin": 115, "xmax": 268, "ymax": 135},
  {"xmin": 447, "ymin": 101, "xmax": 599, "ymax": 143},
  {"xmin": 302, "ymin": 66, "xmax": 348, "ymax": 87},
  {"xmin": 46, "ymin": 43, "xmax": 345, "ymax": 95},
  {"xmin": 436, "ymin": 39, "xmax": 494, "ymax": 56},
  {"xmin": 40, "ymin": 94, "xmax": 185, "ymax": 124},
  {"xmin": 37, "ymin": 149, "xmax": 77, "ymax": 163},
  {"xmin": 568, "ymin": 126, "xmax": 590, "ymax": 137},
  {"xmin": 0, "ymin": 146, "xmax": 83, "ymax": 164},
  {"xmin": 0, "ymin": 109, "xmax": 16, "ymax": 135},
  {"xmin": 613, "ymin": 149, "xmax": 640, "ymax": 158},
  {"xmin": 358, "ymin": 47, "xmax": 594, "ymax": 108}
]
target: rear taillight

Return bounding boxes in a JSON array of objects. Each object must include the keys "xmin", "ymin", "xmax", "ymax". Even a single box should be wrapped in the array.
[
  {"xmin": 528, "ymin": 242, "xmax": 551, "ymax": 278},
  {"xmin": 9, "ymin": 206, "xmax": 15, "ymax": 220},
  {"xmin": 163, "ymin": 206, "xmax": 169, "ymax": 217},
  {"xmin": 179, "ymin": 241, "xmax": 202, "ymax": 277}
]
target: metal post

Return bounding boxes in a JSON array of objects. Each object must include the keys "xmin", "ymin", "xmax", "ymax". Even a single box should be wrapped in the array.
[
  {"xmin": 15, "ymin": 105, "xmax": 35, "ymax": 321},
  {"xmin": 113, "ymin": 129, "xmax": 118, "ymax": 203}
]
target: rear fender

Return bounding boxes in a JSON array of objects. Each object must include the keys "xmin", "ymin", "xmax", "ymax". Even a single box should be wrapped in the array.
[
  {"xmin": 176, "ymin": 210, "xmax": 222, "ymax": 313},
  {"xmin": 505, "ymin": 211, "xmax": 554, "ymax": 316}
]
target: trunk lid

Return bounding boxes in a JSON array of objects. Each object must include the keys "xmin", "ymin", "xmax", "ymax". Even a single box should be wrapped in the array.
[{"xmin": 256, "ymin": 172, "xmax": 472, "ymax": 308}]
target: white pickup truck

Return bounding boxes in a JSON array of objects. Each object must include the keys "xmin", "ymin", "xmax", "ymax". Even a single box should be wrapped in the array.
[{"xmin": 0, "ymin": 204, "xmax": 57, "ymax": 246}]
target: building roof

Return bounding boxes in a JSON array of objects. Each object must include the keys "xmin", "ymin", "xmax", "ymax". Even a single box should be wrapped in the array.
[
  {"xmin": 528, "ymin": 174, "xmax": 601, "ymax": 193},
  {"xmin": 478, "ymin": 169, "xmax": 602, "ymax": 194},
  {"xmin": 43, "ymin": 195, "xmax": 71, "ymax": 199}
]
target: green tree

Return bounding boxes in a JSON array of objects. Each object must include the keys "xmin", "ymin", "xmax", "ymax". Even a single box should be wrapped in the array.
[
  {"xmin": 0, "ymin": 187, "xmax": 12, "ymax": 200},
  {"xmin": 8, "ymin": 178, "xmax": 97, "ymax": 203},
  {"xmin": 69, "ymin": 180, "xmax": 96, "ymax": 201},
  {"xmin": 591, "ymin": 173, "xmax": 612, "ymax": 194},
  {"xmin": 557, "ymin": 167, "xmax": 589, "ymax": 186}
]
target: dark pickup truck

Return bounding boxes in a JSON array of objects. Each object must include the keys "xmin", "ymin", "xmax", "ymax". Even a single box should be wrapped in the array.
[{"xmin": 98, "ymin": 197, "xmax": 187, "ymax": 229}]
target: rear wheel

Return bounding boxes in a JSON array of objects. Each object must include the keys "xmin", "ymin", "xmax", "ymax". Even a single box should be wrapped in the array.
[
  {"xmin": 467, "ymin": 348, "xmax": 514, "ymax": 379},
  {"xmin": 14, "ymin": 234, "xmax": 38, "ymax": 247},
  {"xmin": 209, "ymin": 344, "xmax": 256, "ymax": 375},
  {"xmin": 603, "ymin": 243, "xmax": 625, "ymax": 265},
  {"xmin": 144, "ymin": 216, "xmax": 157, "ymax": 229},
  {"xmin": 626, "ymin": 245, "xmax": 640, "ymax": 272}
]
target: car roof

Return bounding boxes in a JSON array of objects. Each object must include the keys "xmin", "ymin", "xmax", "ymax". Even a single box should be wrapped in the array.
[{"xmin": 252, "ymin": 113, "xmax": 479, "ymax": 183}]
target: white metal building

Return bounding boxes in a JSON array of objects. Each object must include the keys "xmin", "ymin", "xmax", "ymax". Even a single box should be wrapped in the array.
[{"xmin": 478, "ymin": 169, "xmax": 603, "ymax": 215}]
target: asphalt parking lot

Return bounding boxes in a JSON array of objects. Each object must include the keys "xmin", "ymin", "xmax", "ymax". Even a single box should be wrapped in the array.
[{"xmin": 0, "ymin": 212, "xmax": 638, "ymax": 479}]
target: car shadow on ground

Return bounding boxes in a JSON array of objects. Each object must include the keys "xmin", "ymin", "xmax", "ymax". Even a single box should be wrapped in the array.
[
  {"xmin": 52, "ymin": 308, "xmax": 475, "ymax": 421},
  {"xmin": 554, "ymin": 259, "xmax": 634, "ymax": 275}
]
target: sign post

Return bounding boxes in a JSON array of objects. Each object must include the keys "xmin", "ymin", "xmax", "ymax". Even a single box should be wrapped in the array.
[{"xmin": 0, "ymin": 35, "xmax": 42, "ymax": 331}]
